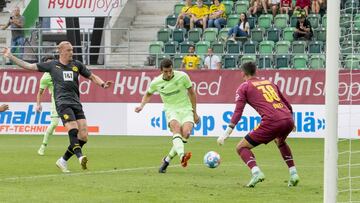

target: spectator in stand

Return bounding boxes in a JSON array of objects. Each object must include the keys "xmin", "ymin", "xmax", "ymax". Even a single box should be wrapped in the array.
[
  {"xmin": 190, "ymin": 0, "xmax": 209, "ymax": 30},
  {"xmin": 204, "ymin": 48, "xmax": 221, "ymax": 70},
  {"xmin": 293, "ymin": 13, "xmax": 313, "ymax": 40},
  {"xmin": 208, "ymin": 0, "xmax": 227, "ymax": 31},
  {"xmin": 181, "ymin": 45, "xmax": 201, "ymax": 70},
  {"xmin": 227, "ymin": 12, "xmax": 250, "ymax": 41},
  {"xmin": 174, "ymin": 0, "xmax": 193, "ymax": 29},
  {"xmin": 294, "ymin": 0, "xmax": 311, "ymax": 16},
  {"xmin": 280, "ymin": 0, "xmax": 293, "ymax": 15},
  {"xmin": 248, "ymin": 0, "xmax": 265, "ymax": 16},
  {"xmin": 312, "ymin": 0, "xmax": 326, "ymax": 16},
  {"xmin": 1, "ymin": 6, "xmax": 25, "ymax": 59},
  {"xmin": 263, "ymin": 0, "xmax": 280, "ymax": 17}
]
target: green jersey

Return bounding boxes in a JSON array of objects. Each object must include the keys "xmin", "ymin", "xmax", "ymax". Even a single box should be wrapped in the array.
[
  {"xmin": 148, "ymin": 71, "xmax": 193, "ymax": 111},
  {"xmin": 39, "ymin": 73, "xmax": 56, "ymax": 113}
]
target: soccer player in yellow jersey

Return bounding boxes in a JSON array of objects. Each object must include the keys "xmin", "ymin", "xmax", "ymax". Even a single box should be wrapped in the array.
[
  {"xmin": 175, "ymin": 0, "xmax": 193, "ymax": 29},
  {"xmin": 208, "ymin": 0, "xmax": 227, "ymax": 30},
  {"xmin": 190, "ymin": 0, "xmax": 209, "ymax": 30},
  {"xmin": 181, "ymin": 45, "xmax": 201, "ymax": 70}
]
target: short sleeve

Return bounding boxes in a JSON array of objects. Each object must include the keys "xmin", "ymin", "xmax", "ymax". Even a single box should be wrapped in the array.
[
  {"xmin": 147, "ymin": 80, "xmax": 157, "ymax": 94},
  {"xmin": 182, "ymin": 72, "xmax": 192, "ymax": 89},
  {"xmin": 37, "ymin": 62, "xmax": 52, "ymax": 72},
  {"xmin": 76, "ymin": 61, "xmax": 92, "ymax": 78}
]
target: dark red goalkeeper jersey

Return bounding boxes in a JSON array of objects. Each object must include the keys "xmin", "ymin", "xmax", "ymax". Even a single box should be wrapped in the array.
[{"xmin": 231, "ymin": 77, "xmax": 293, "ymax": 125}]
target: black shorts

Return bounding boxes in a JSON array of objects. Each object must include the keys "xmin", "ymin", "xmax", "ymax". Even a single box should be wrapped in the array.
[{"xmin": 57, "ymin": 104, "xmax": 86, "ymax": 124}]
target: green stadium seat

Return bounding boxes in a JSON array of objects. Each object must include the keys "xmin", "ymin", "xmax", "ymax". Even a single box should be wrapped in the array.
[
  {"xmin": 223, "ymin": 1, "xmax": 234, "ymax": 16},
  {"xmin": 235, "ymin": 1, "xmax": 249, "ymax": 14},
  {"xmin": 290, "ymin": 15, "xmax": 298, "ymax": 27},
  {"xmin": 212, "ymin": 41, "xmax": 225, "ymax": 54},
  {"xmin": 179, "ymin": 40, "xmax": 195, "ymax": 53},
  {"xmin": 157, "ymin": 28, "xmax": 172, "ymax": 43},
  {"xmin": 149, "ymin": 41, "xmax": 164, "ymax": 55},
  {"xmin": 283, "ymin": 27, "xmax": 295, "ymax": 42},
  {"xmin": 307, "ymin": 14, "xmax": 320, "ymax": 29},
  {"xmin": 352, "ymin": 27, "xmax": 360, "ymax": 42},
  {"xmin": 276, "ymin": 40, "xmax": 291, "ymax": 54},
  {"xmin": 354, "ymin": 14, "xmax": 360, "ymax": 29},
  {"xmin": 292, "ymin": 41, "xmax": 307, "ymax": 54},
  {"xmin": 173, "ymin": 54, "xmax": 185, "ymax": 69},
  {"xmin": 223, "ymin": 55, "xmax": 238, "ymax": 69},
  {"xmin": 227, "ymin": 14, "xmax": 240, "ymax": 28},
  {"xmin": 226, "ymin": 41, "xmax": 242, "ymax": 54},
  {"xmin": 308, "ymin": 41, "xmax": 324, "ymax": 54},
  {"xmin": 258, "ymin": 14, "xmax": 273, "ymax": 29},
  {"xmin": 340, "ymin": 27, "xmax": 347, "ymax": 42},
  {"xmin": 341, "ymin": 40, "xmax": 355, "ymax": 55},
  {"xmin": 314, "ymin": 27, "xmax": 326, "ymax": 42},
  {"xmin": 267, "ymin": 27, "xmax": 280, "ymax": 42},
  {"xmin": 274, "ymin": 14, "xmax": 289, "ymax": 29},
  {"xmin": 275, "ymin": 55, "xmax": 290, "ymax": 69},
  {"xmin": 240, "ymin": 54, "xmax": 256, "ymax": 65},
  {"xmin": 165, "ymin": 14, "xmax": 177, "ymax": 27},
  {"xmin": 344, "ymin": 54, "xmax": 360, "ymax": 69},
  {"xmin": 174, "ymin": 3, "xmax": 185, "ymax": 15},
  {"xmin": 196, "ymin": 41, "xmax": 211, "ymax": 55},
  {"xmin": 219, "ymin": 28, "xmax": 231, "ymax": 41},
  {"xmin": 164, "ymin": 41, "xmax": 178, "ymax": 54},
  {"xmin": 258, "ymin": 55, "xmax": 273, "ymax": 69},
  {"xmin": 259, "ymin": 40, "xmax": 275, "ymax": 54},
  {"xmin": 340, "ymin": 14, "xmax": 352, "ymax": 28},
  {"xmin": 322, "ymin": 14, "xmax": 327, "ymax": 27},
  {"xmin": 203, "ymin": 28, "xmax": 218, "ymax": 43},
  {"xmin": 172, "ymin": 28, "xmax": 187, "ymax": 43},
  {"xmin": 344, "ymin": 0, "xmax": 359, "ymax": 14},
  {"xmin": 248, "ymin": 16, "xmax": 256, "ymax": 29},
  {"xmin": 250, "ymin": 27, "xmax": 265, "ymax": 43},
  {"xmin": 292, "ymin": 54, "xmax": 309, "ymax": 69},
  {"xmin": 188, "ymin": 28, "xmax": 203, "ymax": 43},
  {"xmin": 309, "ymin": 54, "xmax": 325, "ymax": 69},
  {"xmin": 243, "ymin": 40, "xmax": 258, "ymax": 54}
]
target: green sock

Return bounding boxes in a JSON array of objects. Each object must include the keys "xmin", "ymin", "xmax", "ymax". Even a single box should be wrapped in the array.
[
  {"xmin": 172, "ymin": 133, "xmax": 184, "ymax": 160},
  {"xmin": 42, "ymin": 117, "xmax": 59, "ymax": 145}
]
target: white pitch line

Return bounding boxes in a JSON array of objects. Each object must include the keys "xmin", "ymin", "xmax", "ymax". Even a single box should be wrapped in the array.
[{"xmin": 0, "ymin": 163, "xmax": 322, "ymax": 182}]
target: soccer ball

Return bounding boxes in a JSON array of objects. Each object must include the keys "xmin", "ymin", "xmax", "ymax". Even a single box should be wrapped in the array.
[{"xmin": 203, "ymin": 151, "xmax": 221, "ymax": 168}]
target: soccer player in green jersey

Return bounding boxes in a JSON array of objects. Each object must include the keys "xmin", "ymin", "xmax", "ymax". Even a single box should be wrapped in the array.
[
  {"xmin": 135, "ymin": 58, "xmax": 200, "ymax": 173},
  {"xmin": 36, "ymin": 55, "xmax": 59, "ymax": 156}
]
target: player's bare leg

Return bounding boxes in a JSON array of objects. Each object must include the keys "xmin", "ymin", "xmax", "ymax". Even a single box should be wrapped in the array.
[
  {"xmin": 275, "ymin": 138, "xmax": 300, "ymax": 186},
  {"xmin": 180, "ymin": 122, "xmax": 193, "ymax": 167},
  {"xmin": 236, "ymin": 137, "xmax": 265, "ymax": 187}
]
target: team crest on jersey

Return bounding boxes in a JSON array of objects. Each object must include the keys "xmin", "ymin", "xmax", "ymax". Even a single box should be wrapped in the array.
[
  {"xmin": 63, "ymin": 114, "xmax": 69, "ymax": 120},
  {"xmin": 72, "ymin": 66, "xmax": 78, "ymax": 72}
]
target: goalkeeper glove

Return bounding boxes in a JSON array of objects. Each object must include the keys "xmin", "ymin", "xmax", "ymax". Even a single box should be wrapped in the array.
[{"xmin": 217, "ymin": 126, "xmax": 234, "ymax": 146}]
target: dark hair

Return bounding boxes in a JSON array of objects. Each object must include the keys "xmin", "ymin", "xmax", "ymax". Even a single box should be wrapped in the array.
[
  {"xmin": 212, "ymin": 0, "xmax": 222, "ymax": 3},
  {"xmin": 160, "ymin": 58, "xmax": 173, "ymax": 70},
  {"xmin": 42, "ymin": 55, "xmax": 55, "ymax": 62},
  {"xmin": 240, "ymin": 62, "xmax": 257, "ymax": 76},
  {"xmin": 240, "ymin": 12, "xmax": 248, "ymax": 30}
]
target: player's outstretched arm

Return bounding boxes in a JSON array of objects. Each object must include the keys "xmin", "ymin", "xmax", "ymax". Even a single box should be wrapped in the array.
[
  {"xmin": 217, "ymin": 123, "xmax": 235, "ymax": 146},
  {"xmin": 89, "ymin": 73, "xmax": 113, "ymax": 89},
  {"xmin": 0, "ymin": 104, "xmax": 9, "ymax": 112},
  {"xmin": 2, "ymin": 47, "xmax": 38, "ymax": 71},
  {"xmin": 135, "ymin": 92, "xmax": 153, "ymax": 113},
  {"xmin": 187, "ymin": 87, "xmax": 200, "ymax": 124},
  {"xmin": 36, "ymin": 88, "xmax": 45, "ymax": 112}
]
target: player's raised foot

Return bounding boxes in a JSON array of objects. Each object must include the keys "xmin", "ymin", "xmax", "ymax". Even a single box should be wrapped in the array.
[
  {"xmin": 158, "ymin": 157, "xmax": 170, "ymax": 173},
  {"xmin": 288, "ymin": 173, "xmax": 300, "ymax": 187},
  {"xmin": 181, "ymin": 152, "xmax": 192, "ymax": 167},
  {"xmin": 245, "ymin": 171, "xmax": 265, "ymax": 188},
  {"xmin": 56, "ymin": 158, "xmax": 70, "ymax": 173},
  {"xmin": 79, "ymin": 156, "xmax": 88, "ymax": 170},
  {"xmin": 37, "ymin": 145, "xmax": 46, "ymax": 156}
]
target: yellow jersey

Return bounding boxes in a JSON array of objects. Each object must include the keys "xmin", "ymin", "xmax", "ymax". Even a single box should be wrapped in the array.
[
  {"xmin": 183, "ymin": 55, "xmax": 201, "ymax": 70},
  {"xmin": 209, "ymin": 3, "xmax": 226, "ymax": 18},
  {"xmin": 190, "ymin": 5, "xmax": 209, "ymax": 19},
  {"xmin": 180, "ymin": 5, "xmax": 192, "ymax": 15}
]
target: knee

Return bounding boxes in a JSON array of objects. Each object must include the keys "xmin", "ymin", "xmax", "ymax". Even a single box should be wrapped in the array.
[
  {"xmin": 78, "ymin": 127, "xmax": 88, "ymax": 141},
  {"xmin": 181, "ymin": 129, "xmax": 191, "ymax": 139}
]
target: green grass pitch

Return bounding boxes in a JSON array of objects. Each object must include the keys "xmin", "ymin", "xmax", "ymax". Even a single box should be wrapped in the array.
[{"xmin": 0, "ymin": 135, "xmax": 325, "ymax": 202}]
